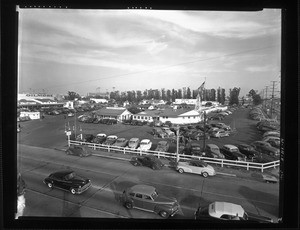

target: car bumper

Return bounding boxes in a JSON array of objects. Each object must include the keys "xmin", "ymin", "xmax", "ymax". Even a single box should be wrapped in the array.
[{"xmin": 76, "ymin": 182, "xmax": 92, "ymax": 194}]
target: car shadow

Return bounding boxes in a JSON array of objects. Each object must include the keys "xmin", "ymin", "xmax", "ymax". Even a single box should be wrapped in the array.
[{"xmin": 238, "ymin": 185, "xmax": 279, "ymax": 217}]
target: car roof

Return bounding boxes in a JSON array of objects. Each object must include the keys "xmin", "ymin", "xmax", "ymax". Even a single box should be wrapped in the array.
[
  {"xmin": 223, "ymin": 144, "xmax": 238, "ymax": 149},
  {"xmin": 209, "ymin": 202, "xmax": 245, "ymax": 218},
  {"xmin": 207, "ymin": 144, "xmax": 219, "ymax": 148},
  {"xmin": 238, "ymin": 144, "xmax": 249, "ymax": 147},
  {"xmin": 107, "ymin": 135, "xmax": 117, "ymax": 138},
  {"xmin": 117, "ymin": 137, "xmax": 126, "ymax": 141},
  {"xmin": 129, "ymin": 138, "xmax": 139, "ymax": 141},
  {"xmin": 52, "ymin": 170, "xmax": 73, "ymax": 177},
  {"xmin": 158, "ymin": 141, "xmax": 168, "ymax": 144},
  {"xmin": 97, "ymin": 133, "xmax": 106, "ymax": 137},
  {"xmin": 141, "ymin": 139, "xmax": 150, "ymax": 142},
  {"xmin": 129, "ymin": 184, "xmax": 156, "ymax": 195}
]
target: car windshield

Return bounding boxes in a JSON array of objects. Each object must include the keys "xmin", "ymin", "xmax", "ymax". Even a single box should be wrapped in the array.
[
  {"xmin": 141, "ymin": 142, "xmax": 148, "ymax": 145},
  {"xmin": 116, "ymin": 139, "xmax": 124, "ymax": 143},
  {"xmin": 65, "ymin": 172, "xmax": 75, "ymax": 180},
  {"xmin": 129, "ymin": 141, "xmax": 136, "ymax": 144},
  {"xmin": 192, "ymin": 146, "xmax": 201, "ymax": 150},
  {"xmin": 151, "ymin": 190, "xmax": 158, "ymax": 199},
  {"xmin": 107, "ymin": 137, "xmax": 115, "ymax": 140},
  {"xmin": 199, "ymin": 207, "xmax": 209, "ymax": 215},
  {"xmin": 231, "ymin": 148, "xmax": 239, "ymax": 152},
  {"xmin": 212, "ymin": 148, "xmax": 219, "ymax": 152}
]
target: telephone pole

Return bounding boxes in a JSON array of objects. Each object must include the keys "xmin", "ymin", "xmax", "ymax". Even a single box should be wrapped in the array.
[
  {"xmin": 264, "ymin": 86, "xmax": 269, "ymax": 111},
  {"xmin": 270, "ymin": 81, "xmax": 276, "ymax": 119}
]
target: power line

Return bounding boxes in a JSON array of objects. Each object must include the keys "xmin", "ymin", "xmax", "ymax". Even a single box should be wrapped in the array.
[{"xmin": 42, "ymin": 44, "xmax": 280, "ymax": 91}]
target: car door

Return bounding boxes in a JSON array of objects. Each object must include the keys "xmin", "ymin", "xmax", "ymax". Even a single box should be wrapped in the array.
[
  {"xmin": 142, "ymin": 194, "xmax": 156, "ymax": 211},
  {"xmin": 189, "ymin": 162, "xmax": 200, "ymax": 174},
  {"xmin": 132, "ymin": 193, "xmax": 144, "ymax": 209},
  {"xmin": 142, "ymin": 157, "xmax": 151, "ymax": 167}
]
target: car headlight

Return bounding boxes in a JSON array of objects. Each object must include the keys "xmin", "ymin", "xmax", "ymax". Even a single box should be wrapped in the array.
[{"xmin": 78, "ymin": 186, "xmax": 81, "ymax": 188}]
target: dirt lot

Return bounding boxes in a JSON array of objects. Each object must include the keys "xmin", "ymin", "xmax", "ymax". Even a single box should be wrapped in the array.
[{"xmin": 17, "ymin": 107, "xmax": 263, "ymax": 153}]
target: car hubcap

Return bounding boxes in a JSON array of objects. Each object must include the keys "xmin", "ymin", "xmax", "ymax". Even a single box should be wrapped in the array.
[
  {"xmin": 160, "ymin": 211, "xmax": 168, "ymax": 218},
  {"xmin": 47, "ymin": 183, "xmax": 52, "ymax": 188},
  {"xmin": 179, "ymin": 169, "xmax": 184, "ymax": 173},
  {"xmin": 70, "ymin": 189, "xmax": 76, "ymax": 194},
  {"xmin": 203, "ymin": 172, "xmax": 208, "ymax": 178}
]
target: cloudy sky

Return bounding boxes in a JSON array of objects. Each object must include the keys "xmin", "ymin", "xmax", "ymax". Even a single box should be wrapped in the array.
[{"xmin": 18, "ymin": 8, "xmax": 281, "ymax": 96}]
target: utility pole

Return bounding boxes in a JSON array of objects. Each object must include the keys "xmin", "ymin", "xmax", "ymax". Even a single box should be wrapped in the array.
[
  {"xmin": 203, "ymin": 111, "xmax": 207, "ymax": 151},
  {"xmin": 176, "ymin": 125, "xmax": 180, "ymax": 162},
  {"xmin": 270, "ymin": 81, "xmax": 276, "ymax": 119},
  {"xmin": 264, "ymin": 86, "xmax": 269, "ymax": 112}
]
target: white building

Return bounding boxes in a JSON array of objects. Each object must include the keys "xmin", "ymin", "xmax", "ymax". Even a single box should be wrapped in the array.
[
  {"xmin": 63, "ymin": 101, "xmax": 74, "ymax": 109},
  {"xmin": 133, "ymin": 108, "xmax": 202, "ymax": 124},
  {"xmin": 20, "ymin": 111, "xmax": 40, "ymax": 120},
  {"xmin": 90, "ymin": 98, "xmax": 108, "ymax": 103},
  {"xmin": 94, "ymin": 107, "xmax": 132, "ymax": 121}
]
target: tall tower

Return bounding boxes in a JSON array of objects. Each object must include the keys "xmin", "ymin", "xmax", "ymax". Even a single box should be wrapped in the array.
[{"xmin": 195, "ymin": 93, "xmax": 202, "ymax": 111}]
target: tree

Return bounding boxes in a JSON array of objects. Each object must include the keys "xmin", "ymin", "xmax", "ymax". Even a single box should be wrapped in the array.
[
  {"xmin": 166, "ymin": 89, "xmax": 171, "ymax": 102},
  {"xmin": 217, "ymin": 87, "xmax": 221, "ymax": 103},
  {"xmin": 221, "ymin": 88, "xmax": 226, "ymax": 104},
  {"xmin": 67, "ymin": 91, "xmax": 81, "ymax": 100},
  {"xmin": 229, "ymin": 87, "xmax": 240, "ymax": 105},
  {"xmin": 171, "ymin": 89, "xmax": 176, "ymax": 102},
  {"xmin": 177, "ymin": 89, "xmax": 182, "ymax": 99},
  {"xmin": 253, "ymin": 94, "xmax": 263, "ymax": 105},
  {"xmin": 247, "ymin": 89, "xmax": 257, "ymax": 98},
  {"xmin": 127, "ymin": 106, "xmax": 141, "ymax": 114},
  {"xmin": 211, "ymin": 89, "xmax": 216, "ymax": 101},
  {"xmin": 186, "ymin": 87, "xmax": 192, "ymax": 99}
]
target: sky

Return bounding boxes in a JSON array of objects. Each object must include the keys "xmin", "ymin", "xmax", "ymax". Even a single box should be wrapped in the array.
[{"xmin": 18, "ymin": 8, "xmax": 281, "ymax": 97}]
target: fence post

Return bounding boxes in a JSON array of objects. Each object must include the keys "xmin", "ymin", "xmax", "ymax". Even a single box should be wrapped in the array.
[
  {"xmin": 261, "ymin": 164, "xmax": 264, "ymax": 173},
  {"xmin": 124, "ymin": 148, "xmax": 126, "ymax": 154},
  {"xmin": 94, "ymin": 144, "xmax": 96, "ymax": 150},
  {"xmin": 158, "ymin": 152, "xmax": 160, "ymax": 159},
  {"xmin": 247, "ymin": 162, "xmax": 249, "ymax": 171},
  {"xmin": 108, "ymin": 146, "xmax": 110, "ymax": 152},
  {"xmin": 221, "ymin": 160, "xmax": 223, "ymax": 168}
]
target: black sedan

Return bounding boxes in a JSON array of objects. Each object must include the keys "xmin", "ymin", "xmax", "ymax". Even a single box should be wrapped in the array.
[
  {"xmin": 130, "ymin": 155, "xmax": 164, "ymax": 170},
  {"xmin": 43, "ymin": 170, "xmax": 92, "ymax": 195},
  {"xmin": 237, "ymin": 144, "xmax": 260, "ymax": 160}
]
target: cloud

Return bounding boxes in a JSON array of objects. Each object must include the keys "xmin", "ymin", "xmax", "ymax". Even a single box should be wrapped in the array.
[{"xmin": 245, "ymin": 65, "xmax": 275, "ymax": 72}]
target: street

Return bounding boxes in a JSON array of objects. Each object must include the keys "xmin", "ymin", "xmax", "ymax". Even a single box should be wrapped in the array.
[{"xmin": 19, "ymin": 144, "xmax": 279, "ymax": 220}]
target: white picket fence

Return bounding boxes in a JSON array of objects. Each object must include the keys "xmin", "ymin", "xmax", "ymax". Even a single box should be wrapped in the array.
[{"xmin": 69, "ymin": 140, "xmax": 279, "ymax": 172}]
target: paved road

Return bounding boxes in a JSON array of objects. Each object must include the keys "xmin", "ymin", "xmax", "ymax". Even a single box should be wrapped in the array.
[{"xmin": 19, "ymin": 144, "xmax": 279, "ymax": 220}]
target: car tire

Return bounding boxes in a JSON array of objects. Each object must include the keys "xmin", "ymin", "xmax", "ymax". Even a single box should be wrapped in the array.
[
  {"xmin": 70, "ymin": 188, "xmax": 76, "ymax": 195},
  {"xmin": 125, "ymin": 202, "xmax": 133, "ymax": 209},
  {"xmin": 133, "ymin": 162, "xmax": 138, "ymax": 166},
  {"xmin": 202, "ymin": 172, "xmax": 208, "ymax": 178},
  {"xmin": 178, "ymin": 168, "xmax": 184, "ymax": 174},
  {"xmin": 159, "ymin": 210, "xmax": 169, "ymax": 218},
  {"xmin": 47, "ymin": 182, "xmax": 53, "ymax": 188}
]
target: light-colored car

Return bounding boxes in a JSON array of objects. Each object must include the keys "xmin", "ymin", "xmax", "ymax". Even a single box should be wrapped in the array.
[
  {"xmin": 211, "ymin": 130, "xmax": 230, "ymax": 138},
  {"xmin": 262, "ymin": 131, "xmax": 280, "ymax": 138},
  {"xmin": 128, "ymin": 138, "xmax": 140, "ymax": 149},
  {"xmin": 262, "ymin": 136, "xmax": 280, "ymax": 143},
  {"xmin": 195, "ymin": 202, "xmax": 273, "ymax": 223},
  {"xmin": 176, "ymin": 160, "xmax": 216, "ymax": 178},
  {"xmin": 113, "ymin": 138, "xmax": 129, "ymax": 148},
  {"xmin": 161, "ymin": 127, "xmax": 175, "ymax": 137},
  {"xmin": 138, "ymin": 139, "xmax": 152, "ymax": 151},
  {"xmin": 103, "ymin": 135, "xmax": 118, "ymax": 145}
]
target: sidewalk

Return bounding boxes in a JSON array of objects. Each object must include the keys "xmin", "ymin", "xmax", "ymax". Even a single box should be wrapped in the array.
[{"xmin": 57, "ymin": 145, "xmax": 280, "ymax": 183}]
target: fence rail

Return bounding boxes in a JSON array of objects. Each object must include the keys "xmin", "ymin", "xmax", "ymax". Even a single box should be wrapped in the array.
[{"xmin": 69, "ymin": 140, "xmax": 279, "ymax": 172}]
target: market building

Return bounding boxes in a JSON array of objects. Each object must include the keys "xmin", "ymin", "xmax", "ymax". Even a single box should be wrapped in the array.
[{"xmin": 93, "ymin": 107, "xmax": 132, "ymax": 121}]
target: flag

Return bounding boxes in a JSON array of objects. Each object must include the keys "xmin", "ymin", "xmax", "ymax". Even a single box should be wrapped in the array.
[{"xmin": 198, "ymin": 81, "xmax": 205, "ymax": 91}]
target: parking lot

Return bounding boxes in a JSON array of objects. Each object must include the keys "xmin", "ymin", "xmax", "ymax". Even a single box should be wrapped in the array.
[{"xmin": 18, "ymin": 107, "xmax": 263, "ymax": 154}]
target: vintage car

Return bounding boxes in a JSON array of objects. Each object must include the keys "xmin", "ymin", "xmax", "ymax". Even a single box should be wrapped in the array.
[
  {"xmin": 161, "ymin": 127, "xmax": 175, "ymax": 138},
  {"xmin": 65, "ymin": 145, "xmax": 92, "ymax": 157},
  {"xmin": 210, "ymin": 130, "xmax": 230, "ymax": 138},
  {"xmin": 262, "ymin": 131, "xmax": 280, "ymax": 138},
  {"xmin": 130, "ymin": 155, "xmax": 164, "ymax": 170},
  {"xmin": 182, "ymin": 143, "xmax": 202, "ymax": 156},
  {"xmin": 189, "ymin": 130, "xmax": 210, "ymax": 140},
  {"xmin": 137, "ymin": 139, "xmax": 152, "ymax": 151},
  {"xmin": 220, "ymin": 145, "xmax": 247, "ymax": 161},
  {"xmin": 103, "ymin": 135, "xmax": 118, "ymax": 145},
  {"xmin": 204, "ymin": 144, "xmax": 225, "ymax": 159},
  {"xmin": 121, "ymin": 184, "xmax": 180, "ymax": 218},
  {"xmin": 176, "ymin": 160, "xmax": 216, "ymax": 178},
  {"xmin": 155, "ymin": 141, "xmax": 170, "ymax": 152},
  {"xmin": 112, "ymin": 138, "xmax": 129, "ymax": 148},
  {"xmin": 237, "ymin": 144, "xmax": 260, "ymax": 160},
  {"xmin": 43, "ymin": 170, "xmax": 91, "ymax": 195},
  {"xmin": 262, "ymin": 136, "xmax": 280, "ymax": 143},
  {"xmin": 152, "ymin": 127, "xmax": 166, "ymax": 138},
  {"xmin": 92, "ymin": 133, "xmax": 107, "ymax": 144},
  {"xmin": 250, "ymin": 141, "xmax": 280, "ymax": 158},
  {"xmin": 266, "ymin": 139, "xmax": 280, "ymax": 149},
  {"xmin": 195, "ymin": 202, "xmax": 273, "ymax": 223},
  {"xmin": 127, "ymin": 138, "xmax": 140, "ymax": 149},
  {"xmin": 215, "ymin": 123, "xmax": 231, "ymax": 131}
]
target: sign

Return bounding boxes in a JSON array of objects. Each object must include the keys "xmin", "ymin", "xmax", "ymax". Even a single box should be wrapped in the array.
[{"xmin": 66, "ymin": 131, "xmax": 71, "ymax": 136}]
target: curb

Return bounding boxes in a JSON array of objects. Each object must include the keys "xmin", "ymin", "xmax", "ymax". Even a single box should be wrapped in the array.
[
  {"xmin": 92, "ymin": 153, "xmax": 131, "ymax": 161},
  {"xmin": 216, "ymin": 172, "xmax": 237, "ymax": 177}
]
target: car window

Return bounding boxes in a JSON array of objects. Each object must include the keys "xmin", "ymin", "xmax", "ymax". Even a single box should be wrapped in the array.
[
  {"xmin": 129, "ymin": 192, "xmax": 135, "ymax": 197},
  {"xmin": 221, "ymin": 214, "xmax": 234, "ymax": 220},
  {"xmin": 135, "ymin": 193, "xmax": 143, "ymax": 199},
  {"xmin": 143, "ymin": 195, "xmax": 152, "ymax": 200}
]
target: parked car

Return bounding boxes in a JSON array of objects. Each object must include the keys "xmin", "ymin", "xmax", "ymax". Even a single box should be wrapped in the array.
[
  {"xmin": 43, "ymin": 170, "xmax": 92, "ymax": 195},
  {"xmin": 131, "ymin": 120, "xmax": 144, "ymax": 126},
  {"xmin": 189, "ymin": 130, "xmax": 210, "ymax": 140},
  {"xmin": 262, "ymin": 131, "xmax": 280, "ymax": 138},
  {"xmin": 204, "ymin": 144, "xmax": 225, "ymax": 159},
  {"xmin": 195, "ymin": 202, "xmax": 273, "ymax": 223},
  {"xmin": 103, "ymin": 135, "xmax": 118, "ymax": 145},
  {"xmin": 65, "ymin": 145, "xmax": 92, "ymax": 157},
  {"xmin": 152, "ymin": 127, "xmax": 166, "ymax": 138},
  {"xmin": 130, "ymin": 155, "xmax": 164, "ymax": 170},
  {"xmin": 112, "ymin": 138, "xmax": 129, "ymax": 148},
  {"xmin": 210, "ymin": 130, "xmax": 230, "ymax": 138},
  {"xmin": 155, "ymin": 141, "xmax": 170, "ymax": 152},
  {"xmin": 176, "ymin": 160, "xmax": 216, "ymax": 178},
  {"xmin": 67, "ymin": 112, "xmax": 74, "ymax": 117},
  {"xmin": 127, "ymin": 138, "xmax": 140, "ymax": 149},
  {"xmin": 138, "ymin": 139, "xmax": 152, "ymax": 151},
  {"xmin": 215, "ymin": 123, "xmax": 231, "ymax": 131},
  {"xmin": 237, "ymin": 144, "xmax": 260, "ymax": 160},
  {"xmin": 161, "ymin": 127, "xmax": 175, "ymax": 137},
  {"xmin": 106, "ymin": 119, "xmax": 117, "ymax": 125},
  {"xmin": 266, "ymin": 139, "xmax": 280, "ymax": 148},
  {"xmin": 92, "ymin": 133, "xmax": 107, "ymax": 144},
  {"xmin": 76, "ymin": 134, "xmax": 95, "ymax": 142},
  {"xmin": 182, "ymin": 143, "xmax": 203, "ymax": 156},
  {"xmin": 262, "ymin": 136, "xmax": 280, "ymax": 143},
  {"xmin": 250, "ymin": 141, "xmax": 280, "ymax": 158},
  {"xmin": 220, "ymin": 145, "xmax": 247, "ymax": 161},
  {"xmin": 122, "ymin": 119, "xmax": 132, "ymax": 125},
  {"xmin": 121, "ymin": 184, "xmax": 179, "ymax": 218}
]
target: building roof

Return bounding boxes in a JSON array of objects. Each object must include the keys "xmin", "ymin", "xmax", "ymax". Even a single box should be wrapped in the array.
[
  {"xmin": 137, "ymin": 108, "xmax": 199, "ymax": 118},
  {"xmin": 94, "ymin": 108, "xmax": 131, "ymax": 116}
]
